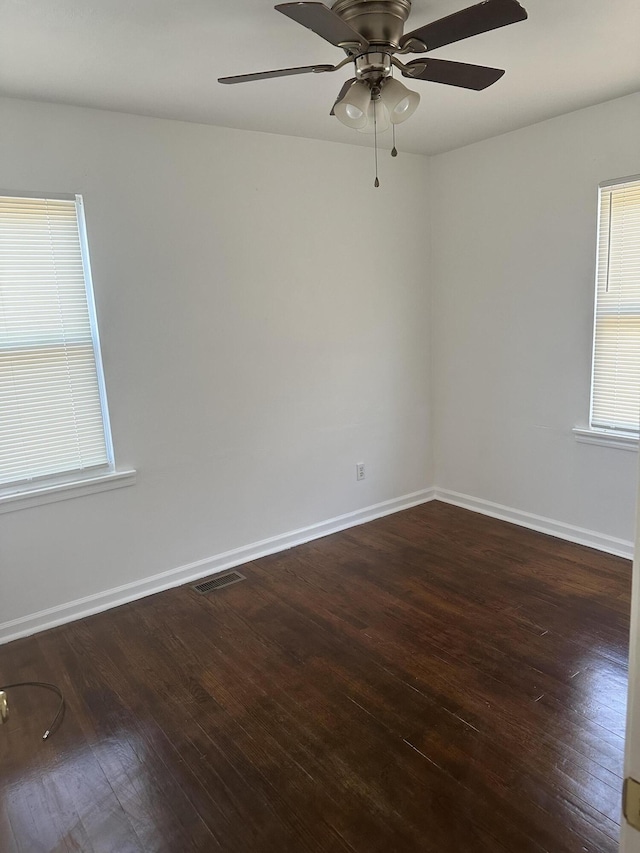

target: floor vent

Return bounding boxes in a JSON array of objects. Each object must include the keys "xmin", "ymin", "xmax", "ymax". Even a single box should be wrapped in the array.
[{"xmin": 192, "ymin": 571, "xmax": 246, "ymax": 594}]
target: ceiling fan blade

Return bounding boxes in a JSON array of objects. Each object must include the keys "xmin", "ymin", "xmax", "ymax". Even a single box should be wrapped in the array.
[
  {"xmin": 275, "ymin": 3, "xmax": 369, "ymax": 52},
  {"xmin": 400, "ymin": 0, "xmax": 527, "ymax": 51},
  {"xmin": 403, "ymin": 58, "xmax": 505, "ymax": 90},
  {"xmin": 218, "ymin": 64, "xmax": 334, "ymax": 84},
  {"xmin": 330, "ymin": 77, "xmax": 357, "ymax": 115}
]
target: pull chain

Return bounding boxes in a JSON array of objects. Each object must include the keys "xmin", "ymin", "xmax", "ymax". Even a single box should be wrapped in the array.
[
  {"xmin": 373, "ymin": 99, "xmax": 380, "ymax": 188},
  {"xmin": 389, "ymin": 67, "xmax": 398, "ymax": 158}
]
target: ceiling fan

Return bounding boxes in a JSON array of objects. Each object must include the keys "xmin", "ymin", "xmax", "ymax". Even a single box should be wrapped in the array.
[{"xmin": 219, "ymin": 0, "xmax": 527, "ymax": 182}]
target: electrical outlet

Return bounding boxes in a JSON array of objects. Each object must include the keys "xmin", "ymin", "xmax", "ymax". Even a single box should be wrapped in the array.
[{"xmin": 356, "ymin": 463, "xmax": 365, "ymax": 481}]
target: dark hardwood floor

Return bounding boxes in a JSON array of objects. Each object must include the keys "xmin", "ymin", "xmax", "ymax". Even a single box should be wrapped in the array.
[{"xmin": 0, "ymin": 501, "xmax": 631, "ymax": 852}]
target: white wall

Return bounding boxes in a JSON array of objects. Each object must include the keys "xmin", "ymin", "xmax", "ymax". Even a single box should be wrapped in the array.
[
  {"xmin": 431, "ymin": 92, "xmax": 640, "ymax": 546},
  {"xmin": 0, "ymin": 97, "xmax": 432, "ymax": 634}
]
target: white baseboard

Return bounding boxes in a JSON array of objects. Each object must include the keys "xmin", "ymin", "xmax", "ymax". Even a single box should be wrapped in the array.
[
  {"xmin": 2, "ymin": 485, "xmax": 632, "ymax": 646},
  {"xmin": 434, "ymin": 488, "xmax": 634, "ymax": 561},
  {"xmin": 0, "ymin": 488, "xmax": 436, "ymax": 646}
]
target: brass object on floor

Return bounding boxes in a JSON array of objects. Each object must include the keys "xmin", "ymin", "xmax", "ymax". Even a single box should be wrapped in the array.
[{"xmin": 0, "ymin": 691, "xmax": 8, "ymax": 724}]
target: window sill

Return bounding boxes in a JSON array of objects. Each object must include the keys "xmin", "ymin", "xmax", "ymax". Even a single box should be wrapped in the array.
[
  {"xmin": 0, "ymin": 469, "xmax": 137, "ymax": 515},
  {"xmin": 573, "ymin": 427, "xmax": 639, "ymax": 452}
]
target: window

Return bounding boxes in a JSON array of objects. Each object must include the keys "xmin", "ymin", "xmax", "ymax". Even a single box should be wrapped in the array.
[
  {"xmin": 590, "ymin": 177, "xmax": 640, "ymax": 436},
  {"xmin": 0, "ymin": 193, "xmax": 115, "ymax": 494}
]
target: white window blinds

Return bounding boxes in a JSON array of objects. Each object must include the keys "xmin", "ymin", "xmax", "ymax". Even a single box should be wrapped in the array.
[
  {"xmin": 0, "ymin": 194, "xmax": 112, "ymax": 488},
  {"xmin": 591, "ymin": 178, "xmax": 640, "ymax": 434}
]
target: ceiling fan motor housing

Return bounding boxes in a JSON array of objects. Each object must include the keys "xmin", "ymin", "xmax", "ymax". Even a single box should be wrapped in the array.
[
  {"xmin": 354, "ymin": 51, "xmax": 392, "ymax": 86},
  {"xmin": 331, "ymin": 0, "xmax": 411, "ymax": 49}
]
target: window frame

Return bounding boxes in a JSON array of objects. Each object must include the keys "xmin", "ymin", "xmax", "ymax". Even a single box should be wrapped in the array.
[
  {"xmin": 0, "ymin": 191, "xmax": 135, "ymax": 510},
  {"xmin": 583, "ymin": 174, "xmax": 640, "ymax": 445},
  {"xmin": 74, "ymin": 192, "xmax": 116, "ymax": 473}
]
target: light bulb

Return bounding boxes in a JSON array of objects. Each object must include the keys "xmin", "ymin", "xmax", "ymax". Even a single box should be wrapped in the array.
[
  {"xmin": 346, "ymin": 104, "xmax": 364, "ymax": 120},
  {"xmin": 394, "ymin": 97, "xmax": 411, "ymax": 115}
]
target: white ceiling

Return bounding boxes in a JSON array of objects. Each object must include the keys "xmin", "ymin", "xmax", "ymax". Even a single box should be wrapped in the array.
[{"xmin": 1, "ymin": 0, "xmax": 639, "ymax": 155}]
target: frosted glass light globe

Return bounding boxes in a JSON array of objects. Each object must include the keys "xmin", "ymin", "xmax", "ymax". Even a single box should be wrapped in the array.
[
  {"xmin": 380, "ymin": 79, "xmax": 420, "ymax": 124},
  {"xmin": 334, "ymin": 81, "xmax": 371, "ymax": 130}
]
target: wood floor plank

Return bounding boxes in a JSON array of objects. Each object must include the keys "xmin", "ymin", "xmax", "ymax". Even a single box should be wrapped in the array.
[
  {"xmin": 154, "ymin": 593, "xmax": 521, "ymax": 853},
  {"xmin": 252, "ymin": 542, "xmax": 626, "ymax": 781},
  {"xmin": 0, "ymin": 501, "xmax": 631, "ymax": 852},
  {"xmin": 209, "ymin": 566, "xmax": 619, "ymax": 853},
  {"xmin": 102, "ymin": 626, "xmax": 357, "ymax": 852},
  {"xmin": 0, "ymin": 637, "xmax": 98, "ymax": 853},
  {"xmin": 114, "ymin": 598, "xmax": 438, "ymax": 853},
  {"xmin": 281, "ymin": 539, "xmax": 627, "ymax": 731},
  {"xmin": 242, "ymin": 548, "xmax": 620, "ymax": 819}
]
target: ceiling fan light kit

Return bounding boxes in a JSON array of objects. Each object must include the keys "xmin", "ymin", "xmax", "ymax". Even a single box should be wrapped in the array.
[{"xmin": 219, "ymin": 0, "xmax": 528, "ymax": 184}]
